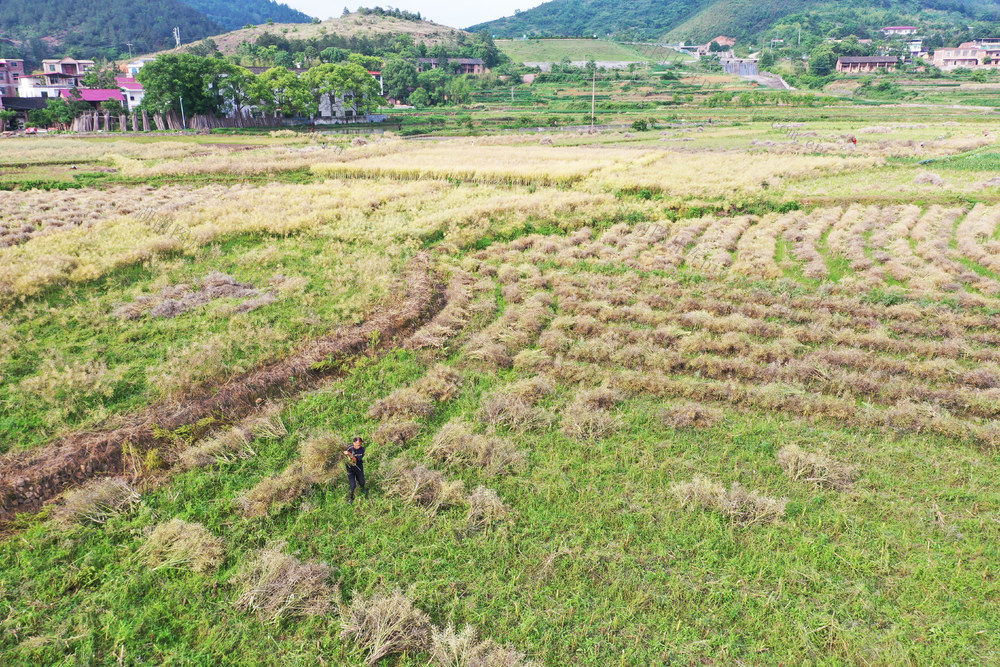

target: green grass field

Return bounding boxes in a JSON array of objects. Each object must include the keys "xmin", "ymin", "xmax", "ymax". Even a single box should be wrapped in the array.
[
  {"xmin": 2, "ymin": 98, "xmax": 1000, "ymax": 665},
  {"xmin": 497, "ymin": 39, "xmax": 652, "ymax": 63}
]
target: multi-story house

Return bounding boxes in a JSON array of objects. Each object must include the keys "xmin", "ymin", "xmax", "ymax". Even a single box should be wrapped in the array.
[
  {"xmin": 933, "ymin": 40, "xmax": 1000, "ymax": 70},
  {"xmin": 0, "ymin": 59, "xmax": 25, "ymax": 97},
  {"xmin": 39, "ymin": 58, "xmax": 95, "ymax": 87},
  {"xmin": 416, "ymin": 58, "xmax": 487, "ymax": 75}
]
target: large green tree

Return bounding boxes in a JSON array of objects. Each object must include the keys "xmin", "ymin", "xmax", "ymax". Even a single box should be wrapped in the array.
[
  {"xmin": 137, "ymin": 54, "xmax": 227, "ymax": 115},
  {"xmin": 381, "ymin": 58, "xmax": 418, "ymax": 101},
  {"xmin": 254, "ymin": 67, "xmax": 312, "ymax": 116},
  {"xmin": 304, "ymin": 62, "xmax": 385, "ymax": 116}
]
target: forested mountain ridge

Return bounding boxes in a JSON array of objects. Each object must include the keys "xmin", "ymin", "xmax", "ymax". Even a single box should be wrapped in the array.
[
  {"xmin": 177, "ymin": 0, "xmax": 312, "ymax": 32},
  {"xmin": 470, "ymin": 0, "xmax": 1000, "ymax": 44},
  {"xmin": 0, "ymin": 0, "xmax": 312, "ymax": 69}
]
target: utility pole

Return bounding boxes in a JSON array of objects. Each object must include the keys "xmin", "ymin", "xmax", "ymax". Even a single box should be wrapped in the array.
[
  {"xmin": 173, "ymin": 27, "xmax": 181, "ymax": 48},
  {"xmin": 511, "ymin": 86, "xmax": 514, "ymax": 104},
  {"xmin": 126, "ymin": 42, "xmax": 133, "ymax": 59},
  {"xmin": 179, "ymin": 95, "xmax": 187, "ymax": 131},
  {"xmin": 591, "ymin": 67, "xmax": 596, "ymax": 130}
]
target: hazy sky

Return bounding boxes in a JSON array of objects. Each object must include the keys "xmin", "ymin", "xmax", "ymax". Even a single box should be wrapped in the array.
[{"xmin": 284, "ymin": 2, "xmax": 542, "ymax": 29}]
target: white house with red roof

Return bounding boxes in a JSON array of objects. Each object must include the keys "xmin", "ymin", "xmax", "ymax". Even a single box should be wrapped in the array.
[{"xmin": 115, "ymin": 76, "xmax": 145, "ymax": 111}]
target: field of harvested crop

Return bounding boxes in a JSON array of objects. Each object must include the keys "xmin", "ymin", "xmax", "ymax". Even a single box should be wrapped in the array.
[{"xmin": 2, "ymin": 107, "xmax": 1000, "ymax": 665}]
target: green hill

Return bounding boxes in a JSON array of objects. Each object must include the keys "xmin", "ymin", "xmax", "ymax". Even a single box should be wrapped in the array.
[
  {"xmin": 471, "ymin": 0, "xmax": 1000, "ymax": 43},
  {"xmin": 0, "ymin": 0, "xmax": 312, "ymax": 69}
]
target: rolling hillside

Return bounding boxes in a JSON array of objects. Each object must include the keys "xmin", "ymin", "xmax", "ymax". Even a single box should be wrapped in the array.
[
  {"xmin": 471, "ymin": 0, "xmax": 1000, "ymax": 43},
  {"xmin": 0, "ymin": 0, "xmax": 311, "ymax": 68},
  {"xmin": 146, "ymin": 12, "xmax": 470, "ymax": 58}
]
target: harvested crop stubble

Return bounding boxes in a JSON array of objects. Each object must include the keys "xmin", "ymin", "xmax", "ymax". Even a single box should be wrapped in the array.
[
  {"xmin": 236, "ymin": 433, "xmax": 341, "ymax": 517},
  {"xmin": 672, "ymin": 475, "xmax": 787, "ymax": 526},
  {"xmin": 339, "ymin": 589, "xmax": 431, "ymax": 666},
  {"xmin": 375, "ymin": 419, "xmax": 421, "ymax": 447},
  {"xmin": 426, "ymin": 419, "xmax": 526, "ymax": 476},
  {"xmin": 559, "ymin": 389, "xmax": 620, "ymax": 441},
  {"xmin": 777, "ymin": 444, "xmax": 855, "ymax": 490},
  {"xmin": 660, "ymin": 402, "xmax": 725, "ymax": 429},
  {"xmin": 384, "ymin": 457, "xmax": 466, "ymax": 512},
  {"xmin": 53, "ymin": 477, "xmax": 140, "ymax": 525},
  {"xmin": 477, "ymin": 391, "xmax": 554, "ymax": 433},
  {"xmin": 430, "ymin": 624, "xmax": 539, "ymax": 667},
  {"xmin": 139, "ymin": 519, "xmax": 226, "ymax": 572},
  {"xmin": 115, "ymin": 272, "xmax": 271, "ymax": 320},
  {"xmin": 0, "ymin": 257, "xmax": 440, "ymax": 524},
  {"xmin": 466, "ymin": 486, "xmax": 511, "ymax": 528},
  {"xmin": 235, "ymin": 544, "xmax": 335, "ymax": 622}
]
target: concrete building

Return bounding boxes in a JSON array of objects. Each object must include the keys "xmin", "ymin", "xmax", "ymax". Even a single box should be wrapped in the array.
[
  {"xmin": 116, "ymin": 76, "xmax": 145, "ymax": 111},
  {"xmin": 882, "ymin": 26, "xmax": 918, "ymax": 37},
  {"xmin": 124, "ymin": 58, "xmax": 157, "ymax": 76},
  {"xmin": 17, "ymin": 75, "xmax": 67, "ymax": 99},
  {"xmin": 836, "ymin": 56, "xmax": 898, "ymax": 74},
  {"xmin": 416, "ymin": 58, "xmax": 487, "ymax": 74},
  {"xmin": 0, "ymin": 59, "xmax": 25, "ymax": 97},
  {"xmin": 40, "ymin": 58, "xmax": 95, "ymax": 87},
  {"xmin": 933, "ymin": 40, "xmax": 1000, "ymax": 70}
]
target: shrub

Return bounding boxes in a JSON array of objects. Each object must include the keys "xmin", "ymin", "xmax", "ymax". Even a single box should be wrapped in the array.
[
  {"xmin": 466, "ymin": 486, "xmax": 511, "ymax": 529},
  {"xmin": 672, "ymin": 475, "xmax": 786, "ymax": 526},
  {"xmin": 140, "ymin": 519, "xmax": 225, "ymax": 573},
  {"xmin": 54, "ymin": 478, "xmax": 140, "ymax": 525},
  {"xmin": 235, "ymin": 545, "xmax": 334, "ymax": 622},
  {"xmin": 477, "ymin": 392, "xmax": 553, "ymax": 432},
  {"xmin": 660, "ymin": 402, "xmax": 724, "ymax": 429},
  {"xmin": 375, "ymin": 419, "xmax": 421, "ymax": 447},
  {"xmin": 777, "ymin": 444, "xmax": 855, "ymax": 490},
  {"xmin": 340, "ymin": 589, "xmax": 431, "ymax": 665},
  {"xmin": 384, "ymin": 457, "xmax": 466, "ymax": 512}
]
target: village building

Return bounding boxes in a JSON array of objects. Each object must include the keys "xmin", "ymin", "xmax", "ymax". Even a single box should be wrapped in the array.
[
  {"xmin": 60, "ymin": 88, "xmax": 125, "ymax": 109},
  {"xmin": 0, "ymin": 59, "xmax": 25, "ymax": 97},
  {"xmin": 882, "ymin": 26, "xmax": 918, "ymax": 37},
  {"xmin": 0, "ymin": 96, "xmax": 47, "ymax": 128},
  {"xmin": 416, "ymin": 58, "xmax": 487, "ymax": 74},
  {"xmin": 836, "ymin": 56, "xmax": 898, "ymax": 74},
  {"xmin": 933, "ymin": 40, "xmax": 1000, "ymax": 70},
  {"xmin": 115, "ymin": 76, "xmax": 145, "ymax": 111}
]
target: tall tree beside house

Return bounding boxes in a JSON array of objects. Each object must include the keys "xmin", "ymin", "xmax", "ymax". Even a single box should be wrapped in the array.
[
  {"xmin": 472, "ymin": 30, "xmax": 501, "ymax": 68},
  {"xmin": 0, "ymin": 109, "xmax": 17, "ymax": 131},
  {"xmin": 81, "ymin": 62, "xmax": 120, "ymax": 89},
  {"xmin": 303, "ymin": 62, "xmax": 385, "ymax": 116},
  {"xmin": 382, "ymin": 58, "xmax": 418, "ymax": 101},
  {"xmin": 213, "ymin": 63, "xmax": 259, "ymax": 116},
  {"xmin": 346, "ymin": 53, "xmax": 383, "ymax": 71},
  {"xmin": 137, "ymin": 54, "xmax": 237, "ymax": 115},
  {"xmin": 253, "ymin": 67, "xmax": 312, "ymax": 116}
]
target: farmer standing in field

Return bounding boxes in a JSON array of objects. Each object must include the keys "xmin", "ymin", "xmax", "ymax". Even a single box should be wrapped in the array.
[{"xmin": 344, "ymin": 436, "xmax": 366, "ymax": 503}]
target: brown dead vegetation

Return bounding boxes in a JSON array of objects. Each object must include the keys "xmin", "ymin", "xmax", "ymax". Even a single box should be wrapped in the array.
[
  {"xmin": 384, "ymin": 457, "xmax": 466, "ymax": 512},
  {"xmin": 235, "ymin": 544, "xmax": 335, "ymax": 622},
  {"xmin": 672, "ymin": 475, "xmax": 787, "ymax": 526},
  {"xmin": 426, "ymin": 419, "xmax": 526, "ymax": 477},
  {"xmin": 430, "ymin": 624, "xmax": 539, "ymax": 667},
  {"xmin": 52, "ymin": 477, "xmax": 140, "ymax": 525},
  {"xmin": 339, "ymin": 589, "xmax": 431, "ymax": 666},
  {"xmin": 0, "ymin": 256, "xmax": 443, "ymax": 527},
  {"xmin": 777, "ymin": 444, "xmax": 855, "ymax": 490},
  {"xmin": 140, "ymin": 518, "xmax": 226, "ymax": 573}
]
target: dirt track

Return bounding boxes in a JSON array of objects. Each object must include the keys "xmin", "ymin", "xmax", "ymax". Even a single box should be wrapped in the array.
[{"xmin": 0, "ymin": 255, "xmax": 444, "ymax": 526}]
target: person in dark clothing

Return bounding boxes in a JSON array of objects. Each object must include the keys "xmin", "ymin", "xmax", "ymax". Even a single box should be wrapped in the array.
[{"xmin": 344, "ymin": 436, "xmax": 366, "ymax": 502}]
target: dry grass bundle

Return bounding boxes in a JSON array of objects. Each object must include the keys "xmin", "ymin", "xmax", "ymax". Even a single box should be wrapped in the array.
[
  {"xmin": 235, "ymin": 544, "xmax": 334, "ymax": 622},
  {"xmin": 375, "ymin": 419, "xmax": 421, "ymax": 447},
  {"xmin": 140, "ymin": 519, "xmax": 225, "ymax": 573},
  {"xmin": 179, "ymin": 426, "xmax": 255, "ymax": 469},
  {"xmin": 777, "ymin": 445, "xmax": 855, "ymax": 490},
  {"xmin": 504, "ymin": 375, "xmax": 556, "ymax": 404},
  {"xmin": 339, "ymin": 589, "xmax": 431, "ymax": 666},
  {"xmin": 415, "ymin": 364, "xmax": 463, "ymax": 402},
  {"xmin": 384, "ymin": 457, "xmax": 466, "ymax": 512},
  {"xmin": 430, "ymin": 624, "xmax": 538, "ymax": 667},
  {"xmin": 466, "ymin": 486, "xmax": 511, "ymax": 529},
  {"xmin": 660, "ymin": 402, "xmax": 725, "ymax": 429},
  {"xmin": 54, "ymin": 478, "xmax": 140, "ymax": 525},
  {"xmin": 236, "ymin": 465, "xmax": 314, "ymax": 518},
  {"xmin": 672, "ymin": 475, "xmax": 786, "ymax": 526},
  {"xmin": 559, "ymin": 390, "xmax": 619, "ymax": 442},
  {"xmin": 477, "ymin": 392, "xmax": 553, "ymax": 433},
  {"xmin": 426, "ymin": 419, "xmax": 526, "ymax": 476},
  {"xmin": 512, "ymin": 349, "xmax": 555, "ymax": 372},
  {"xmin": 368, "ymin": 387, "xmax": 435, "ymax": 420},
  {"xmin": 914, "ymin": 172, "xmax": 944, "ymax": 187},
  {"xmin": 236, "ymin": 433, "xmax": 342, "ymax": 517}
]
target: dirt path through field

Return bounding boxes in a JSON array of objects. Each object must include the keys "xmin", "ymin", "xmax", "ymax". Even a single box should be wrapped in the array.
[{"xmin": 0, "ymin": 254, "xmax": 444, "ymax": 526}]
